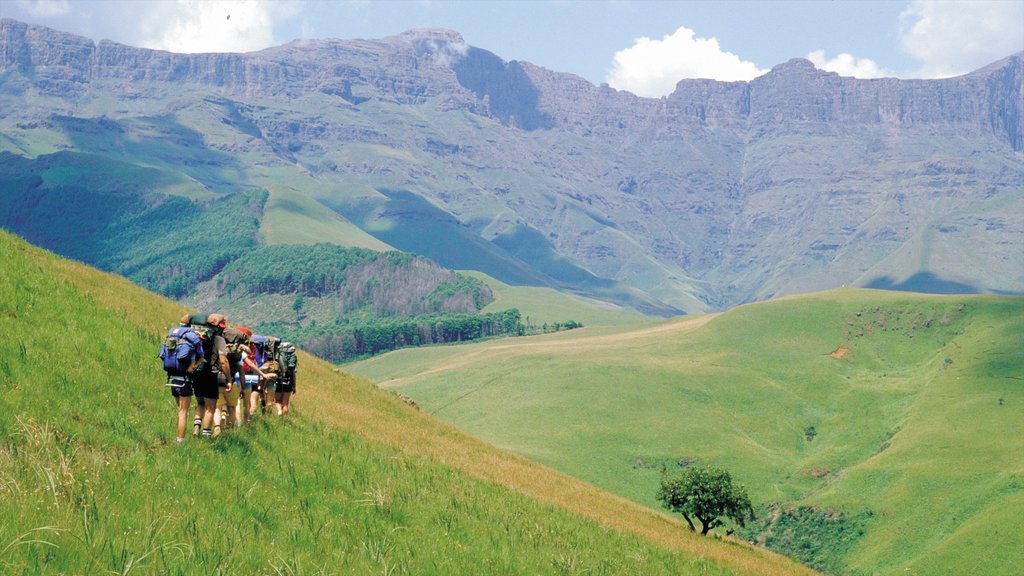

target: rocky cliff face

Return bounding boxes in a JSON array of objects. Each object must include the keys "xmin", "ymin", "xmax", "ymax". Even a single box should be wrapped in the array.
[{"xmin": 2, "ymin": 18, "xmax": 1021, "ymax": 312}]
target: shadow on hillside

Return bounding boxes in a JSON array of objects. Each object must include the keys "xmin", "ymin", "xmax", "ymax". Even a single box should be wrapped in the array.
[
  {"xmin": 452, "ymin": 47, "xmax": 555, "ymax": 131},
  {"xmin": 864, "ymin": 272, "xmax": 980, "ymax": 294}
]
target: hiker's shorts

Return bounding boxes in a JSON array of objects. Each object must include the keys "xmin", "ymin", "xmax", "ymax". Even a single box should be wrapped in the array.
[
  {"xmin": 167, "ymin": 376, "xmax": 194, "ymax": 397},
  {"xmin": 277, "ymin": 376, "xmax": 295, "ymax": 394},
  {"xmin": 193, "ymin": 372, "xmax": 219, "ymax": 401}
]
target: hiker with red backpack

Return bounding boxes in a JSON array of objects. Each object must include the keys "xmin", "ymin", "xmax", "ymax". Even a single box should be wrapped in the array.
[{"xmin": 230, "ymin": 325, "xmax": 271, "ymax": 425}]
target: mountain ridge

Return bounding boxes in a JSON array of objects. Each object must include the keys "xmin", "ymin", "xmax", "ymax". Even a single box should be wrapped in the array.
[{"xmin": 1, "ymin": 18, "xmax": 1021, "ymax": 314}]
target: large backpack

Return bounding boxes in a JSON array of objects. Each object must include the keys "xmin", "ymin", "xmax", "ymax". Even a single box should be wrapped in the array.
[
  {"xmin": 222, "ymin": 327, "xmax": 250, "ymax": 361},
  {"xmin": 279, "ymin": 342, "xmax": 298, "ymax": 372},
  {"xmin": 180, "ymin": 312, "xmax": 226, "ymax": 339},
  {"xmin": 252, "ymin": 335, "xmax": 280, "ymax": 365},
  {"xmin": 159, "ymin": 326, "xmax": 203, "ymax": 376}
]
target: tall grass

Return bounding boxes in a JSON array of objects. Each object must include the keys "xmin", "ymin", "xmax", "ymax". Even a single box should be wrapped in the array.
[{"xmin": 0, "ymin": 229, "xmax": 812, "ymax": 575}]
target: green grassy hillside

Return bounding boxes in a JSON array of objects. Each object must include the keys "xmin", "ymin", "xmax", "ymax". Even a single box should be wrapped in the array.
[
  {"xmin": 0, "ymin": 229, "xmax": 812, "ymax": 575},
  {"xmin": 347, "ymin": 289, "xmax": 1024, "ymax": 575}
]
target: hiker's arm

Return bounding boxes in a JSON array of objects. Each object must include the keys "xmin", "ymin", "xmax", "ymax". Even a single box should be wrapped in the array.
[
  {"xmin": 244, "ymin": 356, "xmax": 269, "ymax": 378},
  {"xmin": 219, "ymin": 354, "xmax": 231, "ymax": 391}
]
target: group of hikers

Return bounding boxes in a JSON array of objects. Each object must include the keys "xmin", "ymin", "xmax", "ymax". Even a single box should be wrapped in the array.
[{"xmin": 159, "ymin": 312, "xmax": 299, "ymax": 442}]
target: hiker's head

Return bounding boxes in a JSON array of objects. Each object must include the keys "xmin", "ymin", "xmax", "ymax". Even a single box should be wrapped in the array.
[{"xmin": 206, "ymin": 313, "xmax": 227, "ymax": 331}]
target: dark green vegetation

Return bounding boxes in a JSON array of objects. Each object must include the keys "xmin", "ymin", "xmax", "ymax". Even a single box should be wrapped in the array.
[
  {"xmin": 0, "ymin": 230, "xmax": 815, "ymax": 575},
  {"xmin": 348, "ymin": 290, "xmax": 1024, "ymax": 575},
  {"xmin": 0, "ymin": 151, "xmax": 263, "ymax": 298},
  {"xmin": 657, "ymin": 464, "xmax": 754, "ymax": 536},
  {"xmin": 186, "ymin": 243, "xmax": 581, "ymax": 362},
  {"xmin": 742, "ymin": 506, "xmax": 872, "ymax": 576}
]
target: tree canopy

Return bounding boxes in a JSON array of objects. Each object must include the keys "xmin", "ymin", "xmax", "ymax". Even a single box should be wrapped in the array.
[{"xmin": 657, "ymin": 464, "xmax": 753, "ymax": 535}]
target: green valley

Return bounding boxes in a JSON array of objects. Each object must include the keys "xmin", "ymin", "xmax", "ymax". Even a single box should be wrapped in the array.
[{"xmin": 347, "ymin": 289, "xmax": 1024, "ymax": 575}]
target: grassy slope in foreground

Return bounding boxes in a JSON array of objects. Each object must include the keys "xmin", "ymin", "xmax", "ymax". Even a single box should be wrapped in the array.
[
  {"xmin": 0, "ymin": 229, "xmax": 812, "ymax": 575},
  {"xmin": 347, "ymin": 289, "xmax": 1024, "ymax": 576}
]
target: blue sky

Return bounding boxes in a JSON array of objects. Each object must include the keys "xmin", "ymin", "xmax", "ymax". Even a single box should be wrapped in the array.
[{"xmin": 3, "ymin": 0, "xmax": 1022, "ymax": 97}]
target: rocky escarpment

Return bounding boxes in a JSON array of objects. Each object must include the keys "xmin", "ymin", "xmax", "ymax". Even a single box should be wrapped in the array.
[
  {"xmin": 1, "ymin": 18, "xmax": 1021, "ymax": 313},
  {"xmin": 8, "ymin": 18, "xmax": 1016, "ymax": 149}
]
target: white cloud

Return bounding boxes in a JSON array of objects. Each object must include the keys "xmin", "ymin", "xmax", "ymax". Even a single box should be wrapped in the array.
[
  {"xmin": 899, "ymin": 0, "xmax": 1024, "ymax": 78},
  {"xmin": 141, "ymin": 0, "xmax": 285, "ymax": 54},
  {"xmin": 15, "ymin": 0, "xmax": 71, "ymax": 18},
  {"xmin": 605, "ymin": 26, "xmax": 768, "ymax": 98},
  {"xmin": 807, "ymin": 50, "xmax": 892, "ymax": 78}
]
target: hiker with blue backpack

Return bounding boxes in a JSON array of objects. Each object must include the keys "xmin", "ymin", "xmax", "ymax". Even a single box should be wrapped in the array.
[{"xmin": 160, "ymin": 323, "xmax": 205, "ymax": 443}]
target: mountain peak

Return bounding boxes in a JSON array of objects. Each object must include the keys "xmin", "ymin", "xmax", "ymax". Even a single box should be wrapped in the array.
[{"xmin": 767, "ymin": 58, "xmax": 830, "ymax": 77}]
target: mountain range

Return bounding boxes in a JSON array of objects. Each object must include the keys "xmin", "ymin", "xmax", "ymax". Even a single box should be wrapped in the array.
[{"xmin": 1, "ymin": 18, "xmax": 1021, "ymax": 315}]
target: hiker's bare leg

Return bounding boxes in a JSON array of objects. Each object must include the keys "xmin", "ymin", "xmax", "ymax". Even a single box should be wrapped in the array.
[
  {"xmin": 276, "ymin": 392, "xmax": 291, "ymax": 416},
  {"xmin": 247, "ymin": 390, "xmax": 259, "ymax": 417},
  {"xmin": 227, "ymin": 402, "xmax": 238, "ymax": 427},
  {"xmin": 201, "ymin": 397, "xmax": 216, "ymax": 431},
  {"xmin": 176, "ymin": 396, "xmax": 190, "ymax": 440}
]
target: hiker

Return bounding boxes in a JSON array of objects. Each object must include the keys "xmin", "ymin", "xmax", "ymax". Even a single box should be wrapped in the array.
[
  {"xmin": 275, "ymin": 341, "xmax": 298, "ymax": 416},
  {"xmin": 159, "ymin": 324, "xmax": 205, "ymax": 442},
  {"xmin": 183, "ymin": 313, "xmax": 231, "ymax": 438},
  {"xmin": 242, "ymin": 348, "xmax": 266, "ymax": 419},
  {"xmin": 259, "ymin": 357, "xmax": 281, "ymax": 415},
  {"xmin": 219, "ymin": 326, "xmax": 252, "ymax": 431},
  {"xmin": 232, "ymin": 325, "xmax": 271, "ymax": 423},
  {"xmin": 252, "ymin": 335, "xmax": 281, "ymax": 415}
]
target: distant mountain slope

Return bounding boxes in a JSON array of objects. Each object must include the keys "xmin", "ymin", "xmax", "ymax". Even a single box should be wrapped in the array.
[
  {"xmin": 0, "ymin": 18, "xmax": 1021, "ymax": 315},
  {"xmin": 0, "ymin": 229, "xmax": 815, "ymax": 575},
  {"xmin": 348, "ymin": 289, "xmax": 1024, "ymax": 575}
]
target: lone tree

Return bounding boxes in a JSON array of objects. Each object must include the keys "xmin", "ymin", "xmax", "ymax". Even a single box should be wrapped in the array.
[{"xmin": 657, "ymin": 464, "xmax": 753, "ymax": 535}]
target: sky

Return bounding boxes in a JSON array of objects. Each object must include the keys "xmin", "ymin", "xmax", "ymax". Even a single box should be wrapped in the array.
[{"xmin": 2, "ymin": 0, "xmax": 1022, "ymax": 97}]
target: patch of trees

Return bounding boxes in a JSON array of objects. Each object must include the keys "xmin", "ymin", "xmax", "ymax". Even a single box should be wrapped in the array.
[
  {"xmin": 215, "ymin": 244, "xmax": 494, "ymax": 317},
  {"xmin": 293, "ymin": 308, "xmax": 526, "ymax": 362},
  {"xmin": 278, "ymin": 309, "xmax": 584, "ymax": 363},
  {"xmin": 115, "ymin": 189, "xmax": 264, "ymax": 298}
]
